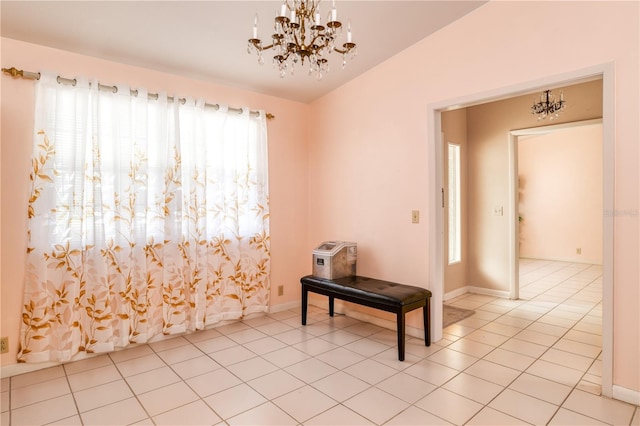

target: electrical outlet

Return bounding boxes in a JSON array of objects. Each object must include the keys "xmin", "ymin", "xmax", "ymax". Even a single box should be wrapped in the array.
[
  {"xmin": 576, "ymin": 248, "xmax": 582, "ymax": 255},
  {"xmin": 0, "ymin": 337, "xmax": 8, "ymax": 354},
  {"xmin": 411, "ymin": 210, "xmax": 420, "ymax": 224},
  {"xmin": 277, "ymin": 285, "xmax": 284, "ymax": 296}
]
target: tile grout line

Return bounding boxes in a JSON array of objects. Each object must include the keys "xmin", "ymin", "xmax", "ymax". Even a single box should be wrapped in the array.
[
  {"xmin": 8, "ymin": 260, "xmax": 637, "ymax": 425},
  {"xmin": 61, "ymin": 362, "xmax": 84, "ymax": 424},
  {"xmin": 546, "ymin": 354, "xmax": 615, "ymax": 426},
  {"xmin": 440, "ymin": 261, "xmax": 605, "ymax": 424}
]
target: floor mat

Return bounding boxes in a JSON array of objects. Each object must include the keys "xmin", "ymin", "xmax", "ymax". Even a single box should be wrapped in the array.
[{"xmin": 443, "ymin": 304, "xmax": 475, "ymax": 328}]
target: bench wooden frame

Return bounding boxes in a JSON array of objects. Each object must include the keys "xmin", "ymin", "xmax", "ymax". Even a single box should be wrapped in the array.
[{"xmin": 300, "ymin": 275, "xmax": 431, "ymax": 361}]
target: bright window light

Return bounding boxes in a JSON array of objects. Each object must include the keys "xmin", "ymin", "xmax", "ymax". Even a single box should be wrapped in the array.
[{"xmin": 448, "ymin": 143, "xmax": 461, "ymax": 264}]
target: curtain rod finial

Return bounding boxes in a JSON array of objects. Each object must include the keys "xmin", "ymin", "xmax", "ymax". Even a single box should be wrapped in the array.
[
  {"xmin": 266, "ymin": 113, "xmax": 275, "ymax": 120},
  {"xmin": 2, "ymin": 67, "xmax": 23, "ymax": 78},
  {"xmin": 2, "ymin": 67, "xmax": 39, "ymax": 80}
]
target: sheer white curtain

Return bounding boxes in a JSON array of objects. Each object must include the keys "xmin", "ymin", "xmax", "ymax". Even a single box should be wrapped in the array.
[{"xmin": 18, "ymin": 73, "xmax": 270, "ymax": 363}]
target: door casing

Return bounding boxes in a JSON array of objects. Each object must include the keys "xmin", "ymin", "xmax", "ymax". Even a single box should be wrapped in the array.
[{"xmin": 427, "ymin": 63, "xmax": 614, "ymax": 397}]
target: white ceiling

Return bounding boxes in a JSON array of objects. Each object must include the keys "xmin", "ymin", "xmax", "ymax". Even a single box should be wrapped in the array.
[{"xmin": 1, "ymin": 1, "xmax": 486, "ymax": 103}]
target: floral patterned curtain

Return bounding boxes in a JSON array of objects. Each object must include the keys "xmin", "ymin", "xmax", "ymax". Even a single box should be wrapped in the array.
[{"xmin": 18, "ymin": 73, "xmax": 270, "ymax": 363}]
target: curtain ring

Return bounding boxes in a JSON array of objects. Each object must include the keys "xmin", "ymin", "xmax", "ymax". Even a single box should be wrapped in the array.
[{"xmin": 56, "ymin": 76, "xmax": 77, "ymax": 86}]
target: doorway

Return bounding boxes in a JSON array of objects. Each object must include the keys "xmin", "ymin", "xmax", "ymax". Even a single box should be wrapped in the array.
[
  {"xmin": 428, "ymin": 63, "xmax": 614, "ymax": 397},
  {"xmin": 509, "ymin": 119, "xmax": 603, "ymax": 299}
]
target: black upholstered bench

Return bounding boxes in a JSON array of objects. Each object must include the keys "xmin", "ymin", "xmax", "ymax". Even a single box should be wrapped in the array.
[{"xmin": 300, "ymin": 275, "xmax": 431, "ymax": 361}]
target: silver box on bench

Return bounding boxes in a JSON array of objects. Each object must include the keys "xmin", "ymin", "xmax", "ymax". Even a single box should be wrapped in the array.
[{"xmin": 312, "ymin": 241, "xmax": 357, "ymax": 279}]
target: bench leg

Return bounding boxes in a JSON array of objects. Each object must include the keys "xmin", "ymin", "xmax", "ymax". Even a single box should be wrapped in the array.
[
  {"xmin": 397, "ymin": 311, "xmax": 405, "ymax": 361},
  {"xmin": 423, "ymin": 297, "xmax": 431, "ymax": 347},
  {"xmin": 329, "ymin": 296, "xmax": 335, "ymax": 317},
  {"xmin": 301, "ymin": 286, "xmax": 308, "ymax": 326}
]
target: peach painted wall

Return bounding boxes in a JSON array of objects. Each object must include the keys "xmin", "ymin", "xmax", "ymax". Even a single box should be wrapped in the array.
[
  {"xmin": 0, "ymin": 38, "xmax": 309, "ymax": 368},
  {"xmin": 518, "ymin": 124, "xmax": 603, "ymax": 264},
  {"xmin": 307, "ymin": 1, "xmax": 638, "ymax": 394},
  {"xmin": 466, "ymin": 79, "xmax": 603, "ymax": 291}
]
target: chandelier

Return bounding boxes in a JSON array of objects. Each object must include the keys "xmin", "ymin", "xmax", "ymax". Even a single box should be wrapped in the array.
[
  {"xmin": 531, "ymin": 89, "xmax": 566, "ymax": 120},
  {"xmin": 247, "ymin": 0, "xmax": 357, "ymax": 79}
]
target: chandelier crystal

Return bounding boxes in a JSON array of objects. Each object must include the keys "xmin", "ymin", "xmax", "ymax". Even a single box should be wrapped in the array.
[
  {"xmin": 531, "ymin": 89, "xmax": 566, "ymax": 120},
  {"xmin": 247, "ymin": 0, "xmax": 357, "ymax": 80}
]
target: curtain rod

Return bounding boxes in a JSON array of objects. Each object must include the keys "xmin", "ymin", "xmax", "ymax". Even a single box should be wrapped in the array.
[{"xmin": 2, "ymin": 67, "xmax": 275, "ymax": 120}]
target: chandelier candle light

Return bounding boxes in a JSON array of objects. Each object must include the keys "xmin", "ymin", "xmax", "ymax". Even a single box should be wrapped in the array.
[
  {"xmin": 531, "ymin": 89, "xmax": 566, "ymax": 120},
  {"xmin": 248, "ymin": 0, "xmax": 357, "ymax": 79}
]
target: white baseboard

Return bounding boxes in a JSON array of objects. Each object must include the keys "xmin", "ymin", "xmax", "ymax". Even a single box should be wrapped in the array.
[
  {"xmin": 444, "ymin": 285, "xmax": 511, "ymax": 301},
  {"xmin": 339, "ymin": 307, "xmax": 425, "ymax": 340},
  {"xmin": 520, "ymin": 256, "xmax": 602, "ymax": 265},
  {"xmin": 268, "ymin": 300, "xmax": 301, "ymax": 313},
  {"xmin": 468, "ymin": 286, "xmax": 511, "ymax": 299},
  {"xmin": 444, "ymin": 286, "xmax": 468, "ymax": 301},
  {"xmin": 613, "ymin": 385, "xmax": 640, "ymax": 406},
  {"xmin": 308, "ymin": 299, "xmax": 424, "ymax": 339},
  {"xmin": 1, "ymin": 360, "xmax": 61, "ymax": 378}
]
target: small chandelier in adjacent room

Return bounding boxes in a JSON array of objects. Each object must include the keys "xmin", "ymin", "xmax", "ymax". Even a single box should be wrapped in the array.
[
  {"xmin": 531, "ymin": 89, "xmax": 566, "ymax": 120},
  {"xmin": 247, "ymin": 0, "xmax": 357, "ymax": 79}
]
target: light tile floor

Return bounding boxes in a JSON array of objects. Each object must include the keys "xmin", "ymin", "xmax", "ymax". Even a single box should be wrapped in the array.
[{"xmin": 1, "ymin": 259, "xmax": 639, "ymax": 425}]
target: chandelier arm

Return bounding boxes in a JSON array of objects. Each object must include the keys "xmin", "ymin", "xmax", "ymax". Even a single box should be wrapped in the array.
[
  {"xmin": 308, "ymin": 40, "xmax": 321, "ymax": 55},
  {"xmin": 292, "ymin": 32, "xmax": 301, "ymax": 48},
  {"xmin": 309, "ymin": 2, "xmax": 319, "ymax": 17},
  {"xmin": 255, "ymin": 42, "xmax": 277, "ymax": 51},
  {"xmin": 333, "ymin": 44, "xmax": 355, "ymax": 54},
  {"xmin": 280, "ymin": 50, "xmax": 292, "ymax": 62},
  {"xmin": 307, "ymin": 33, "xmax": 327, "ymax": 48}
]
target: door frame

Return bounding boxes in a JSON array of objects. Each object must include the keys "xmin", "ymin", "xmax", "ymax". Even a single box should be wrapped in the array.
[
  {"xmin": 508, "ymin": 118, "xmax": 603, "ymax": 301},
  {"xmin": 427, "ymin": 62, "xmax": 614, "ymax": 397}
]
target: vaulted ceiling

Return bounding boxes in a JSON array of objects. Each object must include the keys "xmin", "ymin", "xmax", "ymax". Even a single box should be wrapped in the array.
[{"xmin": 1, "ymin": 1, "xmax": 487, "ymax": 103}]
